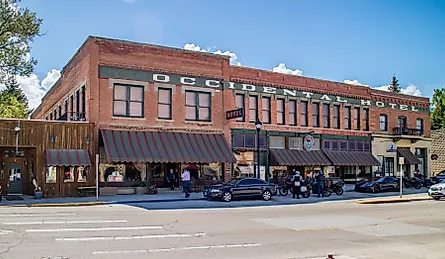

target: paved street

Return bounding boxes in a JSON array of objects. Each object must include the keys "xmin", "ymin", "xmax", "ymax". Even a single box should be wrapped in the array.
[{"xmin": 0, "ymin": 198, "xmax": 444, "ymax": 259}]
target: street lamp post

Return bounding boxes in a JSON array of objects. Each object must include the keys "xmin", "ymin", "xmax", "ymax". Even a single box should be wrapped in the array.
[
  {"xmin": 14, "ymin": 121, "xmax": 21, "ymax": 156},
  {"xmin": 255, "ymin": 119, "xmax": 262, "ymax": 179}
]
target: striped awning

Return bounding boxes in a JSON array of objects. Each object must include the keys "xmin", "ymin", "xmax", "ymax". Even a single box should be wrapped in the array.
[
  {"xmin": 100, "ymin": 129, "xmax": 236, "ymax": 163},
  {"xmin": 269, "ymin": 149, "xmax": 332, "ymax": 166},
  {"xmin": 397, "ymin": 148, "xmax": 421, "ymax": 165},
  {"xmin": 324, "ymin": 151, "xmax": 381, "ymax": 166},
  {"xmin": 46, "ymin": 149, "xmax": 91, "ymax": 166}
]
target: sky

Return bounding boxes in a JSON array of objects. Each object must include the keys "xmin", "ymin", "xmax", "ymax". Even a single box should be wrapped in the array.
[{"xmin": 7, "ymin": 0, "xmax": 445, "ymax": 108}]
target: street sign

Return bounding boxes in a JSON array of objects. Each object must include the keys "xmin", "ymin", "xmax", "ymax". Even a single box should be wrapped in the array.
[
  {"xmin": 226, "ymin": 108, "xmax": 243, "ymax": 120},
  {"xmin": 431, "ymin": 154, "xmax": 439, "ymax": 160},
  {"xmin": 399, "ymin": 157, "xmax": 405, "ymax": 165}
]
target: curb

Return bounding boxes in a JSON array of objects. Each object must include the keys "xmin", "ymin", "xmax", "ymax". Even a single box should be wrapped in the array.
[
  {"xmin": 356, "ymin": 197, "xmax": 431, "ymax": 204},
  {"xmin": 112, "ymin": 197, "xmax": 207, "ymax": 205}
]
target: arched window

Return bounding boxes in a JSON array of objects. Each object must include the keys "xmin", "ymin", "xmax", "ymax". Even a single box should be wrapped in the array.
[{"xmin": 379, "ymin": 114, "xmax": 388, "ymax": 131}]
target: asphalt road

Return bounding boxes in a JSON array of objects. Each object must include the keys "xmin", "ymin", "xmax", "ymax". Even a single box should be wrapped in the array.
[{"xmin": 0, "ymin": 197, "xmax": 444, "ymax": 259}]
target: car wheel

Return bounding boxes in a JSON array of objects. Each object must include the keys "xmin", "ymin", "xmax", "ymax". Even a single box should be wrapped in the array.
[
  {"xmin": 222, "ymin": 192, "xmax": 232, "ymax": 202},
  {"xmin": 324, "ymin": 189, "xmax": 332, "ymax": 197},
  {"xmin": 262, "ymin": 190, "xmax": 272, "ymax": 201},
  {"xmin": 374, "ymin": 185, "xmax": 381, "ymax": 193},
  {"xmin": 302, "ymin": 191, "xmax": 310, "ymax": 198},
  {"xmin": 433, "ymin": 196, "xmax": 441, "ymax": 201}
]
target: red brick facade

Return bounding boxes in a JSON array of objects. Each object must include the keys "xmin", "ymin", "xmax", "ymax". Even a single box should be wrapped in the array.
[{"xmin": 31, "ymin": 36, "xmax": 431, "ymax": 140}]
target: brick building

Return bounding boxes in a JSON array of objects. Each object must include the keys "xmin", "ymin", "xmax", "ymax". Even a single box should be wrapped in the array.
[{"xmin": 31, "ymin": 36, "xmax": 431, "ymax": 190}]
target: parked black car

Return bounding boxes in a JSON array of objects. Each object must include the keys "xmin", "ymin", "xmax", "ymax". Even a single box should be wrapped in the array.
[
  {"xmin": 431, "ymin": 170, "xmax": 445, "ymax": 184},
  {"xmin": 203, "ymin": 178, "xmax": 278, "ymax": 202},
  {"xmin": 355, "ymin": 176, "xmax": 399, "ymax": 193}
]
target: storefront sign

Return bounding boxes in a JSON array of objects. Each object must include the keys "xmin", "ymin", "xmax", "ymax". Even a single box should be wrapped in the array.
[
  {"xmin": 431, "ymin": 154, "xmax": 439, "ymax": 160},
  {"xmin": 100, "ymin": 66, "xmax": 428, "ymax": 113},
  {"xmin": 226, "ymin": 108, "xmax": 244, "ymax": 120},
  {"xmin": 387, "ymin": 143, "xmax": 397, "ymax": 152}
]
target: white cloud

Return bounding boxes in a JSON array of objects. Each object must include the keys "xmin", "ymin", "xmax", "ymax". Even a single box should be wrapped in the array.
[
  {"xmin": 272, "ymin": 63, "xmax": 303, "ymax": 76},
  {"xmin": 183, "ymin": 43, "xmax": 241, "ymax": 66},
  {"xmin": 343, "ymin": 79, "xmax": 368, "ymax": 87},
  {"xmin": 0, "ymin": 69, "xmax": 61, "ymax": 109}
]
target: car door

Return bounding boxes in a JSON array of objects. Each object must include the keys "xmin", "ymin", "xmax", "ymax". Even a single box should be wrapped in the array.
[
  {"xmin": 248, "ymin": 179, "xmax": 266, "ymax": 196},
  {"xmin": 233, "ymin": 179, "xmax": 251, "ymax": 198},
  {"xmin": 380, "ymin": 177, "xmax": 391, "ymax": 190}
]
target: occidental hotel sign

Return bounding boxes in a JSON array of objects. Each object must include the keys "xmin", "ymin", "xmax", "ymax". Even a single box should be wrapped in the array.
[{"xmin": 99, "ymin": 66, "xmax": 429, "ymax": 113}]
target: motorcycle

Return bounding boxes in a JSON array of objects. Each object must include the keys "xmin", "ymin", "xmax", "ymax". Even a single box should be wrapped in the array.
[
  {"xmin": 311, "ymin": 179, "xmax": 332, "ymax": 197},
  {"xmin": 280, "ymin": 178, "xmax": 311, "ymax": 198},
  {"xmin": 329, "ymin": 180, "xmax": 345, "ymax": 195},
  {"xmin": 279, "ymin": 178, "xmax": 294, "ymax": 196},
  {"xmin": 406, "ymin": 177, "xmax": 422, "ymax": 189}
]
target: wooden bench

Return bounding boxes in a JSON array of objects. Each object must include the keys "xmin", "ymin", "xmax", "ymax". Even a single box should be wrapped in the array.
[{"xmin": 77, "ymin": 186, "xmax": 96, "ymax": 197}]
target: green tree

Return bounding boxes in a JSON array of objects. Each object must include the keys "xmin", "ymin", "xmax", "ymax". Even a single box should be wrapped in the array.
[
  {"xmin": 431, "ymin": 88, "xmax": 445, "ymax": 130},
  {"xmin": 3, "ymin": 77, "xmax": 27, "ymax": 102},
  {"xmin": 0, "ymin": 0, "xmax": 43, "ymax": 85},
  {"xmin": 388, "ymin": 74, "xmax": 401, "ymax": 93},
  {"xmin": 0, "ymin": 90, "xmax": 29, "ymax": 118}
]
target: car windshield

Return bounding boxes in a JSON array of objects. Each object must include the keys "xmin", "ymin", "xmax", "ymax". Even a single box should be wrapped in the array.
[
  {"xmin": 225, "ymin": 178, "xmax": 241, "ymax": 185},
  {"xmin": 376, "ymin": 177, "xmax": 387, "ymax": 183}
]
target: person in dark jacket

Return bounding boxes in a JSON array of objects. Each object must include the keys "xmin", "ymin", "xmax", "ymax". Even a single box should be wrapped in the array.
[
  {"xmin": 167, "ymin": 169, "xmax": 177, "ymax": 190},
  {"xmin": 316, "ymin": 170, "xmax": 325, "ymax": 198},
  {"xmin": 292, "ymin": 171, "xmax": 302, "ymax": 199}
]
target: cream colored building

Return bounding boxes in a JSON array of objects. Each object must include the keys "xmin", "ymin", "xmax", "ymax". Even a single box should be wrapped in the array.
[{"xmin": 372, "ymin": 133, "xmax": 432, "ymax": 177}]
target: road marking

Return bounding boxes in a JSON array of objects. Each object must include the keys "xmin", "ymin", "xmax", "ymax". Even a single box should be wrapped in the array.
[
  {"xmin": 92, "ymin": 243, "xmax": 261, "ymax": 255},
  {"xmin": 56, "ymin": 233, "xmax": 206, "ymax": 241},
  {"xmin": 0, "ymin": 216, "xmax": 102, "ymax": 221},
  {"xmin": 4, "ymin": 220, "xmax": 127, "ymax": 225},
  {"xmin": 0, "ymin": 213, "xmax": 76, "ymax": 217},
  {"xmin": 26, "ymin": 226, "xmax": 163, "ymax": 233},
  {"xmin": 0, "ymin": 230, "xmax": 13, "ymax": 235}
]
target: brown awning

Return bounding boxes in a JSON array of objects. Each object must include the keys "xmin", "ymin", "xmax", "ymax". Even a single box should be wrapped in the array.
[
  {"xmin": 46, "ymin": 149, "xmax": 91, "ymax": 166},
  {"xmin": 100, "ymin": 129, "xmax": 236, "ymax": 163},
  {"xmin": 397, "ymin": 148, "xmax": 421, "ymax": 165},
  {"xmin": 269, "ymin": 149, "xmax": 332, "ymax": 166},
  {"xmin": 324, "ymin": 151, "xmax": 381, "ymax": 166}
]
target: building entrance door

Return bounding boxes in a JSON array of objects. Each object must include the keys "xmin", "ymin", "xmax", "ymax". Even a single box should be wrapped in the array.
[{"xmin": 7, "ymin": 163, "xmax": 23, "ymax": 195}]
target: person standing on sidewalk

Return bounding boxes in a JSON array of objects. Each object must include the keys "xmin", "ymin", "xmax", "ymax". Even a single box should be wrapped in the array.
[
  {"xmin": 168, "ymin": 169, "xmax": 177, "ymax": 190},
  {"xmin": 316, "ymin": 170, "xmax": 325, "ymax": 198},
  {"xmin": 181, "ymin": 168, "xmax": 191, "ymax": 198},
  {"xmin": 292, "ymin": 171, "xmax": 302, "ymax": 199}
]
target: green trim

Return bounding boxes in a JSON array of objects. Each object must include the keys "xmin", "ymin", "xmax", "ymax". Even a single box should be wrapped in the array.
[
  {"xmin": 322, "ymin": 134, "xmax": 348, "ymax": 140},
  {"xmin": 347, "ymin": 136, "xmax": 372, "ymax": 141}
]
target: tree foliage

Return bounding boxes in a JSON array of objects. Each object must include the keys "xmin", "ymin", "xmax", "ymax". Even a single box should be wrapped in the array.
[
  {"xmin": 0, "ymin": 89, "xmax": 29, "ymax": 118},
  {"xmin": 431, "ymin": 88, "xmax": 445, "ymax": 130},
  {"xmin": 0, "ymin": 0, "xmax": 43, "ymax": 84},
  {"xmin": 388, "ymin": 74, "xmax": 401, "ymax": 93}
]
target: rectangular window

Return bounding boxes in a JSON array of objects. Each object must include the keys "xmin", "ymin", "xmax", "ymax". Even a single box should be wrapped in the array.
[
  {"xmin": 331, "ymin": 141, "xmax": 339, "ymax": 151},
  {"xmin": 76, "ymin": 89, "xmax": 80, "ymax": 115},
  {"xmin": 235, "ymin": 94, "xmax": 245, "ymax": 122},
  {"xmin": 333, "ymin": 105, "xmax": 340, "ymax": 129},
  {"xmin": 312, "ymin": 102, "xmax": 320, "ymax": 127},
  {"xmin": 113, "ymin": 84, "xmax": 144, "ymax": 118},
  {"xmin": 248, "ymin": 96, "xmax": 258, "ymax": 123},
  {"xmin": 46, "ymin": 166, "xmax": 57, "ymax": 183},
  {"xmin": 288, "ymin": 100, "xmax": 297, "ymax": 125},
  {"xmin": 277, "ymin": 99, "xmax": 285, "ymax": 125},
  {"xmin": 376, "ymin": 155, "xmax": 384, "ymax": 174},
  {"xmin": 63, "ymin": 166, "xmax": 75, "ymax": 183},
  {"xmin": 54, "ymin": 109, "xmax": 57, "ymax": 120},
  {"xmin": 81, "ymin": 85, "xmax": 86, "ymax": 116},
  {"xmin": 322, "ymin": 104, "xmax": 330, "ymax": 128},
  {"xmin": 379, "ymin": 114, "xmax": 388, "ymax": 131},
  {"xmin": 348, "ymin": 141, "xmax": 356, "ymax": 151},
  {"xmin": 69, "ymin": 95, "xmax": 74, "ymax": 118},
  {"xmin": 416, "ymin": 118, "xmax": 424, "ymax": 135},
  {"xmin": 340, "ymin": 141, "xmax": 348, "ymax": 151},
  {"xmin": 49, "ymin": 113, "xmax": 53, "ymax": 120},
  {"xmin": 354, "ymin": 107, "xmax": 360, "ymax": 130},
  {"xmin": 363, "ymin": 108, "xmax": 369, "ymax": 131},
  {"xmin": 384, "ymin": 157, "xmax": 395, "ymax": 176},
  {"xmin": 185, "ymin": 91, "xmax": 211, "ymax": 121},
  {"xmin": 356, "ymin": 141, "xmax": 364, "ymax": 151},
  {"xmin": 157, "ymin": 88, "xmax": 172, "ymax": 120},
  {"xmin": 58, "ymin": 105, "xmax": 62, "ymax": 119},
  {"xmin": 261, "ymin": 97, "xmax": 271, "ymax": 124},
  {"xmin": 324, "ymin": 140, "xmax": 331, "ymax": 150},
  {"xmin": 64, "ymin": 100, "xmax": 68, "ymax": 115},
  {"xmin": 300, "ymin": 101, "xmax": 308, "ymax": 126},
  {"xmin": 344, "ymin": 106, "xmax": 351, "ymax": 130},
  {"xmin": 270, "ymin": 136, "xmax": 285, "ymax": 149}
]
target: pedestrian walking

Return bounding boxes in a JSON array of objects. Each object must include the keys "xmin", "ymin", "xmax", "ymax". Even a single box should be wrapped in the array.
[
  {"xmin": 292, "ymin": 170, "xmax": 302, "ymax": 199},
  {"xmin": 316, "ymin": 170, "xmax": 325, "ymax": 198},
  {"xmin": 168, "ymin": 169, "xmax": 177, "ymax": 190},
  {"xmin": 181, "ymin": 168, "xmax": 191, "ymax": 198}
]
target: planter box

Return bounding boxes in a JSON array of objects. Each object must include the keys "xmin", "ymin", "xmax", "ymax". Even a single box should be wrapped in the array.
[
  {"xmin": 135, "ymin": 187, "xmax": 147, "ymax": 195},
  {"xmin": 100, "ymin": 187, "xmax": 118, "ymax": 196}
]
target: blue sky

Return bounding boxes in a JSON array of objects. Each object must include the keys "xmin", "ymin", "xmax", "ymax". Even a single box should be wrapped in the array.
[{"xmin": 18, "ymin": 0, "xmax": 445, "ymax": 107}]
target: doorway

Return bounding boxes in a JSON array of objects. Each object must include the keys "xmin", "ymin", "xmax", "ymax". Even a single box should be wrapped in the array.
[{"xmin": 8, "ymin": 163, "xmax": 23, "ymax": 195}]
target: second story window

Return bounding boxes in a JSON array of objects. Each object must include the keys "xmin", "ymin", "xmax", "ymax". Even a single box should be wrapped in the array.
[
  {"xmin": 344, "ymin": 106, "xmax": 351, "ymax": 130},
  {"xmin": 312, "ymin": 103, "xmax": 320, "ymax": 127},
  {"xmin": 333, "ymin": 105, "xmax": 340, "ymax": 129},
  {"xmin": 248, "ymin": 96, "xmax": 258, "ymax": 123},
  {"xmin": 277, "ymin": 98, "xmax": 285, "ymax": 125},
  {"xmin": 113, "ymin": 84, "xmax": 144, "ymax": 118},
  {"xmin": 235, "ymin": 93, "xmax": 245, "ymax": 122},
  {"xmin": 185, "ymin": 91, "xmax": 211, "ymax": 122},
  {"xmin": 363, "ymin": 108, "xmax": 369, "ymax": 131},
  {"xmin": 354, "ymin": 107, "xmax": 360, "ymax": 130},
  {"xmin": 50, "ymin": 112, "xmax": 53, "ymax": 120},
  {"xmin": 379, "ymin": 114, "xmax": 388, "ymax": 131},
  {"xmin": 158, "ymin": 88, "xmax": 172, "ymax": 120},
  {"xmin": 416, "ymin": 118, "xmax": 424, "ymax": 134},
  {"xmin": 262, "ymin": 97, "xmax": 271, "ymax": 124},
  {"xmin": 64, "ymin": 100, "xmax": 68, "ymax": 115},
  {"xmin": 81, "ymin": 85, "xmax": 86, "ymax": 116},
  {"xmin": 300, "ymin": 101, "xmax": 308, "ymax": 127},
  {"xmin": 323, "ymin": 104, "xmax": 330, "ymax": 128},
  {"xmin": 58, "ymin": 105, "xmax": 62, "ymax": 119},
  {"xmin": 288, "ymin": 100, "xmax": 297, "ymax": 125},
  {"xmin": 397, "ymin": 116, "xmax": 407, "ymax": 129}
]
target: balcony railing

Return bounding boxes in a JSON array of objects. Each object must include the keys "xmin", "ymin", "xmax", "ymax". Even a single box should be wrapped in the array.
[
  {"xmin": 392, "ymin": 127, "xmax": 423, "ymax": 136},
  {"xmin": 57, "ymin": 112, "xmax": 87, "ymax": 121}
]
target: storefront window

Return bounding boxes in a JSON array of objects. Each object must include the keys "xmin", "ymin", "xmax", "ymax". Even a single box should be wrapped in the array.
[
  {"xmin": 77, "ymin": 167, "xmax": 87, "ymax": 182},
  {"xmin": 245, "ymin": 135, "xmax": 255, "ymax": 148},
  {"xmin": 384, "ymin": 157, "xmax": 395, "ymax": 176},
  {"xmin": 46, "ymin": 166, "xmax": 57, "ymax": 183},
  {"xmin": 201, "ymin": 163, "xmax": 221, "ymax": 180},
  {"xmin": 340, "ymin": 141, "xmax": 348, "ymax": 151},
  {"xmin": 63, "ymin": 166, "xmax": 75, "ymax": 183},
  {"xmin": 270, "ymin": 136, "xmax": 285, "ymax": 149},
  {"xmin": 289, "ymin": 137, "xmax": 302, "ymax": 150}
]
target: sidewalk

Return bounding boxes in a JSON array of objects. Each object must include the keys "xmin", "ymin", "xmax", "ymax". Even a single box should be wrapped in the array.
[{"xmin": 0, "ymin": 191, "xmax": 205, "ymax": 207}]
